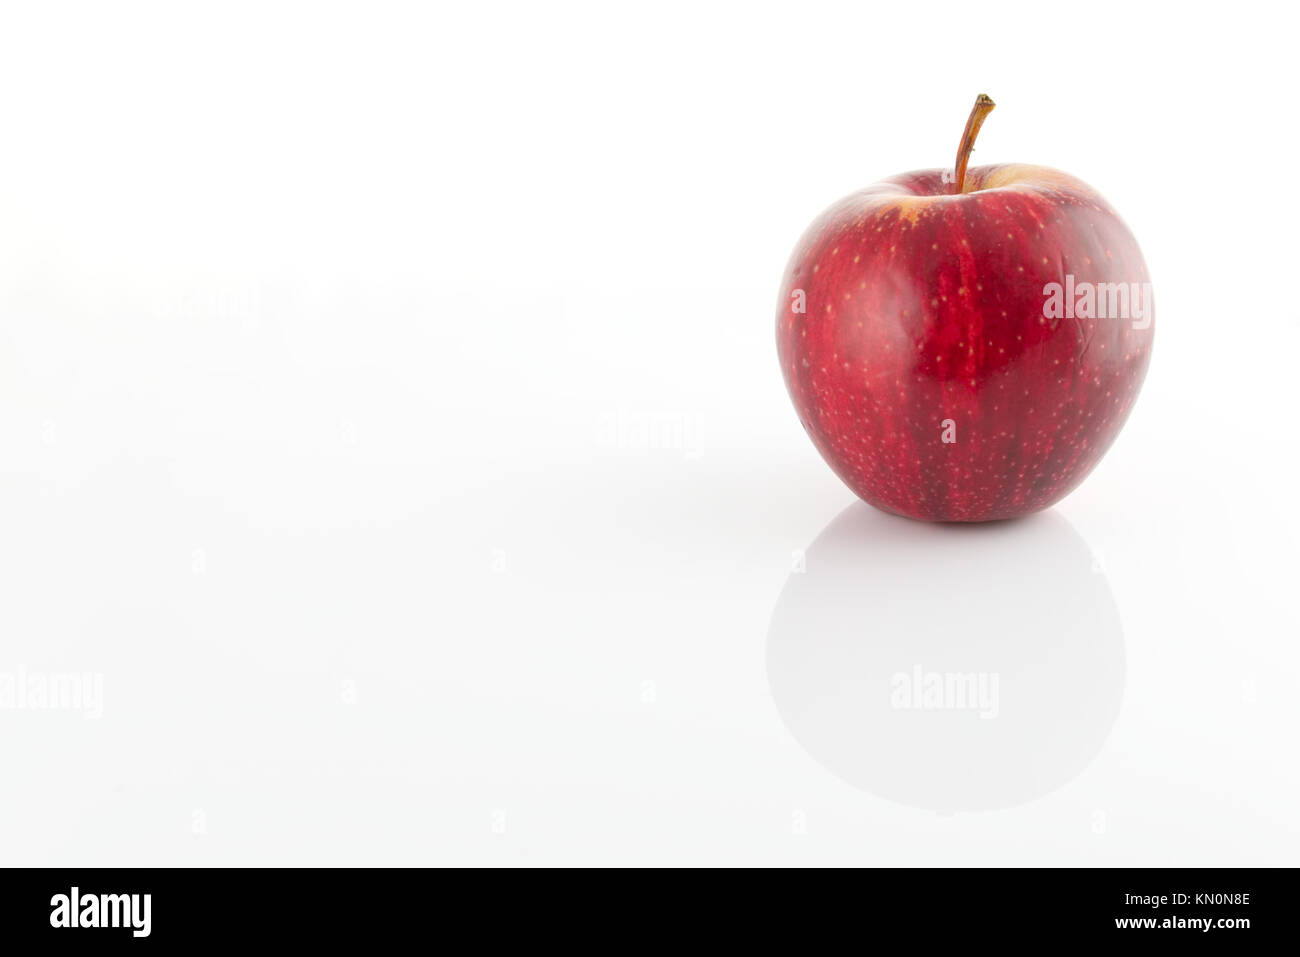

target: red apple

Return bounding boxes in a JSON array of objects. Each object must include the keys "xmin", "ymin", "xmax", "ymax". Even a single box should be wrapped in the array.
[{"xmin": 777, "ymin": 95, "xmax": 1154, "ymax": 522}]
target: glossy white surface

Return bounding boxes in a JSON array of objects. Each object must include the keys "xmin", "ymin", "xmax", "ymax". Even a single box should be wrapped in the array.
[{"xmin": 1, "ymin": 0, "xmax": 1296, "ymax": 865}]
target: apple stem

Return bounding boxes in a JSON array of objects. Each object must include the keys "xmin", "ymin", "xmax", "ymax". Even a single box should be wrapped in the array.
[{"xmin": 952, "ymin": 94, "xmax": 996, "ymax": 195}]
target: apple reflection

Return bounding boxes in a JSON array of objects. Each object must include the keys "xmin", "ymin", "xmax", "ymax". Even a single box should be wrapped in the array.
[{"xmin": 767, "ymin": 502, "xmax": 1124, "ymax": 812}]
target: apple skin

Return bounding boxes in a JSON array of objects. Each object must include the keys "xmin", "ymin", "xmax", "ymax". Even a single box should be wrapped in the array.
[{"xmin": 777, "ymin": 164, "xmax": 1154, "ymax": 522}]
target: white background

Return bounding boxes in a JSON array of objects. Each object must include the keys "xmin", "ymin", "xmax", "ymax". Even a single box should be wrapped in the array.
[{"xmin": 1, "ymin": 0, "xmax": 1296, "ymax": 865}]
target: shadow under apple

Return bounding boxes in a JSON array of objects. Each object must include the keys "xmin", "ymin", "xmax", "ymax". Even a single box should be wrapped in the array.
[{"xmin": 767, "ymin": 502, "xmax": 1124, "ymax": 813}]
